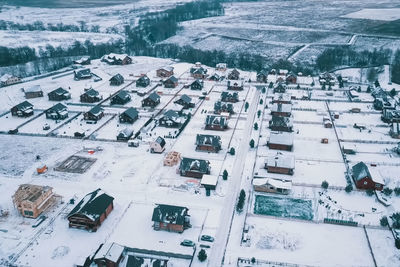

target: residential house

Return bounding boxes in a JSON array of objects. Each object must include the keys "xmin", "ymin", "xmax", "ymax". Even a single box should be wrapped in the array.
[
  {"xmin": 117, "ymin": 128, "xmax": 134, "ymax": 141},
  {"xmin": 190, "ymin": 63, "xmax": 208, "ymax": 79},
  {"xmin": 159, "ymin": 110, "xmax": 185, "ymax": 128},
  {"xmin": 352, "ymin": 162, "xmax": 384, "ymax": 191},
  {"xmin": 142, "ymin": 92, "xmax": 160, "ymax": 107},
  {"xmin": 179, "ymin": 157, "xmax": 211, "ymax": 178},
  {"xmin": 174, "ymin": 94, "xmax": 195, "ymax": 109},
  {"xmin": 45, "ymin": 103, "xmax": 68, "ymax": 120},
  {"xmin": 190, "ymin": 79, "xmax": 203, "ymax": 90},
  {"xmin": 48, "ymin": 87, "xmax": 71, "ymax": 101},
  {"xmin": 271, "ymin": 103, "xmax": 292, "ymax": 117},
  {"xmin": 163, "ymin": 76, "xmax": 178, "ymax": 88},
  {"xmin": 205, "ymin": 115, "xmax": 228, "ymax": 131},
  {"xmin": 136, "ymin": 74, "xmax": 150, "ymax": 88},
  {"xmin": 285, "ymin": 72, "xmax": 297, "ymax": 84},
  {"xmin": 109, "ymin": 73, "xmax": 124, "ymax": 86},
  {"xmin": 12, "ymin": 184, "xmax": 56, "ymax": 218},
  {"xmin": 119, "ymin": 107, "xmax": 139, "ymax": 124},
  {"xmin": 110, "ymin": 90, "xmax": 131, "ymax": 105},
  {"xmin": 227, "ymin": 81, "xmax": 243, "ymax": 91},
  {"xmin": 221, "ymin": 91, "xmax": 239, "ymax": 103},
  {"xmin": 256, "ymin": 70, "xmax": 268, "ymax": 83},
  {"xmin": 150, "ymin": 136, "xmax": 166, "ymax": 153},
  {"xmin": 267, "ymin": 132, "xmax": 294, "ymax": 151},
  {"xmin": 214, "ymin": 101, "xmax": 234, "ymax": 115},
  {"xmin": 67, "ymin": 188, "xmax": 114, "ymax": 232},
  {"xmin": 273, "ymin": 83, "xmax": 287, "ymax": 93},
  {"xmin": 208, "ymin": 73, "xmax": 222, "ymax": 81},
  {"xmin": 11, "ymin": 101, "xmax": 33, "ymax": 117},
  {"xmin": 74, "ymin": 68, "xmax": 92, "ymax": 80},
  {"xmin": 216, "ymin": 63, "xmax": 227, "ymax": 72},
  {"xmin": 269, "ymin": 115, "xmax": 293, "ymax": 132},
  {"xmin": 265, "ymin": 152, "xmax": 295, "ymax": 175},
  {"xmin": 272, "ymin": 93, "xmax": 291, "ymax": 104},
  {"xmin": 382, "ymin": 108, "xmax": 400, "ymax": 123},
  {"xmin": 84, "ymin": 105, "xmax": 104, "ymax": 121},
  {"xmin": 80, "ymin": 89, "xmax": 102, "ymax": 103},
  {"xmin": 152, "ymin": 204, "xmax": 191, "ymax": 233},
  {"xmin": 319, "ymin": 72, "xmax": 336, "ymax": 86},
  {"xmin": 24, "ymin": 85, "xmax": 43, "ymax": 99},
  {"xmin": 93, "ymin": 243, "xmax": 124, "ymax": 267},
  {"xmin": 253, "ymin": 178, "xmax": 291, "ymax": 195},
  {"xmin": 196, "ymin": 134, "xmax": 221, "ymax": 153},
  {"xmin": 101, "ymin": 53, "xmax": 132, "ymax": 65},
  {"xmin": 156, "ymin": 66, "xmax": 174, "ymax": 78},
  {"xmin": 73, "ymin": 56, "xmax": 90, "ymax": 65},
  {"xmin": 390, "ymin": 122, "xmax": 400, "ymax": 139},
  {"xmin": 1, "ymin": 74, "xmax": 20, "ymax": 87},
  {"xmin": 228, "ymin": 69, "xmax": 240, "ymax": 80}
]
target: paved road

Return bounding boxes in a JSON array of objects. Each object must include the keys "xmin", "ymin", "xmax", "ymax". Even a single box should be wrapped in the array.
[{"xmin": 207, "ymin": 87, "xmax": 260, "ymax": 267}]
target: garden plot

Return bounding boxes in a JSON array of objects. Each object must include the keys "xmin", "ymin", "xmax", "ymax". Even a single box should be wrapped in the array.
[
  {"xmin": 109, "ymin": 202, "xmax": 208, "ymax": 259},
  {"xmin": 291, "ymin": 100, "xmax": 326, "ymax": 111},
  {"xmin": 342, "ymin": 8, "xmax": 400, "ymax": 21},
  {"xmin": 328, "ymin": 102, "xmax": 374, "ymax": 112},
  {"xmin": 18, "ymin": 111, "xmax": 80, "ymax": 135},
  {"xmin": 291, "ymin": 110, "xmax": 323, "ymax": 123},
  {"xmin": 366, "ymin": 228, "xmax": 400, "ymax": 267},
  {"xmin": 294, "ymin": 124, "xmax": 337, "ymax": 140},
  {"xmin": 253, "ymin": 194, "xmax": 314, "ymax": 221},
  {"xmin": 95, "ymin": 116, "xmax": 147, "ymax": 140},
  {"xmin": 56, "ymin": 113, "xmax": 114, "ymax": 138},
  {"xmin": 335, "ymin": 112, "xmax": 384, "ymax": 127},
  {"xmin": 336, "ymin": 125, "xmax": 393, "ymax": 142},
  {"xmin": 311, "ymin": 90, "xmax": 348, "ymax": 101},
  {"xmin": 0, "ymin": 112, "xmax": 41, "ymax": 132},
  {"xmin": 344, "ymin": 143, "xmax": 400, "ymax": 165},
  {"xmin": 243, "ymin": 216, "xmax": 374, "ymax": 266}
]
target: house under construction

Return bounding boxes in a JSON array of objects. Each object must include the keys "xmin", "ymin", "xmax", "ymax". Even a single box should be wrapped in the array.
[{"xmin": 12, "ymin": 184, "xmax": 57, "ymax": 218}]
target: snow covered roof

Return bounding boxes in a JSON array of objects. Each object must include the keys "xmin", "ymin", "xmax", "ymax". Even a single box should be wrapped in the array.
[
  {"xmin": 180, "ymin": 157, "xmax": 210, "ymax": 173},
  {"xmin": 273, "ymin": 93, "xmax": 291, "ymax": 103},
  {"xmin": 84, "ymin": 89, "xmax": 100, "ymax": 97},
  {"xmin": 196, "ymin": 134, "xmax": 221, "ymax": 148},
  {"xmin": 253, "ymin": 178, "xmax": 292, "ymax": 190},
  {"xmin": 147, "ymin": 92, "xmax": 160, "ymax": 102},
  {"xmin": 268, "ymin": 132, "xmax": 294, "ymax": 146},
  {"xmin": 49, "ymin": 87, "xmax": 69, "ymax": 96},
  {"xmin": 1, "ymin": 74, "xmax": 14, "ymax": 82},
  {"xmin": 159, "ymin": 66, "xmax": 174, "ymax": 72},
  {"xmin": 205, "ymin": 115, "xmax": 228, "ymax": 127},
  {"xmin": 88, "ymin": 105, "xmax": 104, "ymax": 116},
  {"xmin": 113, "ymin": 90, "xmax": 130, "ymax": 100},
  {"xmin": 270, "ymin": 115, "xmax": 293, "ymax": 128},
  {"xmin": 352, "ymin": 162, "xmax": 384, "ymax": 185},
  {"xmin": 201, "ymin": 174, "xmax": 218, "ymax": 187},
  {"xmin": 122, "ymin": 107, "xmax": 139, "ymax": 120},
  {"xmin": 94, "ymin": 242, "xmax": 124, "ymax": 263},
  {"xmin": 13, "ymin": 101, "xmax": 33, "ymax": 111},
  {"xmin": 67, "ymin": 188, "xmax": 114, "ymax": 222},
  {"xmin": 271, "ymin": 103, "xmax": 292, "ymax": 113},
  {"xmin": 47, "ymin": 103, "xmax": 67, "ymax": 113},
  {"xmin": 151, "ymin": 204, "xmax": 188, "ymax": 225},
  {"xmin": 119, "ymin": 128, "xmax": 134, "ymax": 138},
  {"xmin": 265, "ymin": 152, "xmax": 295, "ymax": 169},
  {"xmin": 24, "ymin": 85, "xmax": 42, "ymax": 93}
]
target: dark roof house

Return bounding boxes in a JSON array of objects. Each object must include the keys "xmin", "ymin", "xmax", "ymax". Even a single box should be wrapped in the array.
[
  {"xmin": 11, "ymin": 101, "xmax": 33, "ymax": 117},
  {"xmin": 80, "ymin": 89, "xmax": 102, "ymax": 103},
  {"xmin": 45, "ymin": 103, "xmax": 68, "ymax": 120},
  {"xmin": 110, "ymin": 90, "xmax": 131, "ymax": 105},
  {"xmin": 152, "ymin": 204, "xmax": 190, "ymax": 233},
  {"xmin": 269, "ymin": 115, "xmax": 293, "ymax": 132},
  {"xmin": 74, "ymin": 68, "xmax": 92, "ymax": 80},
  {"xmin": 214, "ymin": 101, "xmax": 234, "ymax": 115},
  {"xmin": 196, "ymin": 134, "xmax": 221, "ymax": 153},
  {"xmin": 205, "ymin": 115, "xmax": 228, "ymax": 131},
  {"xmin": 48, "ymin": 87, "xmax": 71, "ymax": 101},
  {"xmin": 119, "ymin": 107, "xmax": 139, "ymax": 124},
  {"xmin": 164, "ymin": 76, "xmax": 178, "ymax": 88},
  {"xmin": 174, "ymin": 94, "xmax": 195, "ymax": 109},
  {"xmin": 109, "ymin": 73, "xmax": 124, "ymax": 86},
  {"xmin": 228, "ymin": 69, "xmax": 240, "ymax": 80},
  {"xmin": 352, "ymin": 162, "xmax": 384, "ymax": 191},
  {"xmin": 179, "ymin": 157, "xmax": 211, "ymax": 178},
  {"xmin": 84, "ymin": 105, "xmax": 104, "ymax": 121},
  {"xmin": 190, "ymin": 79, "xmax": 204, "ymax": 90},
  {"xmin": 136, "ymin": 75, "xmax": 150, "ymax": 88},
  {"xmin": 142, "ymin": 92, "xmax": 160, "ymax": 107}
]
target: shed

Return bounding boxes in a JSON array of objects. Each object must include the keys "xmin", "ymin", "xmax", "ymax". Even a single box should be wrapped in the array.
[
  {"xmin": 253, "ymin": 178, "xmax": 291, "ymax": 194},
  {"xmin": 265, "ymin": 152, "xmax": 295, "ymax": 175},
  {"xmin": 201, "ymin": 174, "xmax": 218, "ymax": 190},
  {"xmin": 24, "ymin": 85, "xmax": 43, "ymax": 99},
  {"xmin": 179, "ymin": 157, "xmax": 211, "ymax": 178}
]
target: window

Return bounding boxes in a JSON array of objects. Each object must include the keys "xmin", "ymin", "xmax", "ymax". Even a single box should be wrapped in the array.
[{"xmin": 24, "ymin": 210, "xmax": 34, "ymax": 217}]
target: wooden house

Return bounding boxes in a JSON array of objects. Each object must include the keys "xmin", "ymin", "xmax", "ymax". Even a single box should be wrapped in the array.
[
  {"xmin": 152, "ymin": 204, "xmax": 191, "ymax": 233},
  {"xmin": 84, "ymin": 105, "xmax": 104, "ymax": 121},
  {"xmin": 150, "ymin": 136, "xmax": 166, "ymax": 153},
  {"xmin": 271, "ymin": 103, "xmax": 292, "ymax": 117},
  {"xmin": 156, "ymin": 66, "xmax": 174, "ymax": 78},
  {"xmin": 11, "ymin": 101, "xmax": 33, "ymax": 117},
  {"xmin": 265, "ymin": 152, "xmax": 295, "ymax": 175},
  {"xmin": 67, "ymin": 188, "xmax": 114, "ymax": 232},
  {"xmin": 179, "ymin": 157, "xmax": 211, "ymax": 178},
  {"xmin": 73, "ymin": 56, "xmax": 90, "ymax": 65},
  {"xmin": 109, "ymin": 73, "xmax": 124, "ymax": 86},
  {"xmin": 253, "ymin": 178, "xmax": 291, "ymax": 195},
  {"xmin": 269, "ymin": 115, "xmax": 293, "ymax": 132},
  {"xmin": 1, "ymin": 74, "xmax": 20, "ymax": 87},
  {"xmin": 214, "ymin": 101, "xmax": 234, "ymax": 115},
  {"xmin": 74, "ymin": 68, "xmax": 92, "ymax": 80},
  {"xmin": 190, "ymin": 63, "xmax": 208, "ymax": 79},
  {"xmin": 136, "ymin": 74, "xmax": 150, "ymax": 88},
  {"xmin": 24, "ymin": 85, "xmax": 43, "ymax": 99},
  {"xmin": 45, "ymin": 103, "xmax": 68, "ymax": 120},
  {"xmin": 216, "ymin": 63, "xmax": 227, "ymax": 72},
  {"xmin": 174, "ymin": 94, "xmax": 195, "ymax": 109},
  {"xmin": 285, "ymin": 72, "xmax": 297, "ymax": 84},
  {"xmin": 163, "ymin": 76, "xmax": 178, "ymax": 88},
  {"xmin": 256, "ymin": 70, "xmax": 268, "ymax": 83},
  {"xmin": 272, "ymin": 93, "xmax": 291, "ymax": 104},
  {"xmin": 80, "ymin": 89, "xmax": 102, "ymax": 103},
  {"xmin": 159, "ymin": 110, "xmax": 185, "ymax": 128},
  {"xmin": 196, "ymin": 134, "xmax": 221, "ymax": 153},
  {"xmin": 48, "ymin": 87, "xmax": 71, "ymax": 101},
  {"xmin": 273, "ymin": 83, "xmax": 287, "ymax": 93},
  {"xmin": 142, "ymin": 92, "xmax": 160, "ymax": 108},
  {"xmin": 13, "ymin": 184, "xmax": 56, "ymax": 218},
  {"xmin": 205, "ymin": 115, "xmax": 228, "ymax": 131},
  {"xmin": 227, "ymin": 81, "xmax": 243, "ymax": 91},
  {"xmin": 117, "ymin": 128, "xmax": 133, "ymax": 141},
  {"xmin": 209, "ymin": 73, "xmax": 222, "ymax": 82},
  {"xmin": 110, "ymin": 90, "xmax": 131, "ymax": 105},
  {"xmin": 267, "ymin": 132, "xmax": 294, "ymax": 151},
  {"xmin": 228, "ymin": 69, "xmax": 240, "ymax": 80},
  {"xmin": 101, "ymin": 53, "xmax": 132, "ymax": 65},
  {"xmin": 93, "ymin": 242, "xmax": 124, "ymax": 267},
  {"xmin": 190, "ymin": 79, "xmax": 204, "ymax": 90},
  {"xmin": 352, "ymin": 162, "xmax": 384, "ymax": 191},
  {"xmin": 119, "ymin": 107, "xmax": 139, "ymax": 124},
  {"xmin": 221, "ymin": 92, "xmax": 239, "ymax": 103}
]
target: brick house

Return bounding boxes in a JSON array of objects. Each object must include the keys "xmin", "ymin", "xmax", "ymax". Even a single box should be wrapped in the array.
[
  {"xmin": 164, "ymin": 76, "xmax": 178, "ymax": 88},
  {"xmin": 156, "ymin": 66, "xmax": 174, "ymax": 78},
  {"xmin": 119, "ymin": 107, "xmax": 139, "ymax": 124},
  {"xmin": 265, "ymin": 152, "xmax": 295, "ymax": 175},
  {"xmin": 267, "ymin": 132, "xmax": 294, "ymax": 151}
]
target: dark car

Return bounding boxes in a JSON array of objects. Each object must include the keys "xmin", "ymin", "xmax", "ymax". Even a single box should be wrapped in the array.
[
  {"xmin": 200, "ymin": 235, "xmax": 214, "ymax": 242},
  {"xmin": 8, "ymin": 128, "xmax": 18, "ymax": 134},
  {"xmin": 180, "ymin": 240, "xmax": 195, "ymax": 247}
]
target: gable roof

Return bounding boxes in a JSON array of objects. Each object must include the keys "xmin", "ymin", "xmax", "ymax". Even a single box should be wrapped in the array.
[
  {"xmin": 163, "ymin": 109, "xmax": 179, "ymax": 120},
  {"xmin": 49, "ymin": 87, "xmax": 68, "ymax": 96},
  {"xmin": 151, "ymin": 204, "xmax": 188, "ymax": 225},
  {"xmin": 165, "ymin": 75, "xmax": 178, "ymax": 83},
  {"xmin": 47, "ymin": 103, "xmax": 67, "ymax": 112},
  {"xmin": 270, "ymin": 115, "xmax": 293, "ymax": 127},
  {"xmin": 271, "ymin": 103, "xmax": 292, "ymax": 113},
  {"xmin": 110, "ymin": 73, "xmax": 124, "ymax": 82},
  {"xmin": 113, "ymin": 90, "xmax": 130, "ymax": 100},
  {"xmin": 196, "ymin": 134, "xmax": 221, "ymax": 147},
  {"xmin": 147, "ymin": 92, "xmax": 160, "ymax": 102},
  {"xmin": 122, "ymin": 107, "xmax": 138, "ymax": 120},
  {"xmin": 24, "ymin": 85, "xmax": 42, "ymax": 93},
  {"xmin": 351, "ymin": 162, "xmax": 385, "ymax": 185},
  {"xmin": 67, "ymin": 188, "xmax": 114, "ymax": 222},
  {"xmin": 205, "ymin": 115, "xmax": 227, "ymax": 127},
  {"xmin": 159, "ymin": 66, "xmax": 174, "ymax": 72},
  {"xmin": 266, "ymin": 152, "xmax": 295, "ymax": 169},
  {"xmin": 177, "ymin": 94, "xmax": 192, "ymax": 104},
  {"xmin": 14, "ymin": 101, "xmax": 33, "ymax": 111},
  {"xmin": 88, "ymin": 105, "xmax": 104, "ymax": 116},
  {"xmin": 137, "ymin": 75, "xmax": 150, "ymax": 83},
  {"xmin": 84, "ymin": 89, "xmax": 100, "ymax": 97},
  {"xmin": 180, "ymin": 157, "xmax": 210, "ymax": 173},
  {"xmin": 268, "ymin": 132, "xmax": 294, "ymax": 146}
]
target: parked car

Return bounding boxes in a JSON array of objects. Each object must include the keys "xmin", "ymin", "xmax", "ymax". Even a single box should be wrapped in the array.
[
  {"xmin": 180, "ymin": 240, "xmax": 195, "ymax": 247},
  {"xmin": 200, "ymin": 235, "xmax": 214, "ymax": 242}
]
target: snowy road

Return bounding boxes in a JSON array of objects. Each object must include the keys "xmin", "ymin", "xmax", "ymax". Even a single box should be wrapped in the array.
[{"xmin": 208, "ymin": 87, "xmax": 260, "ymax": 267}]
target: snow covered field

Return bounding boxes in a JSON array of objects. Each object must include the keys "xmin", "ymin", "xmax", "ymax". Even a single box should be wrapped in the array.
[{"xmin": 342, "ymin": 8, "xmax": 400, "ymax": 21}]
